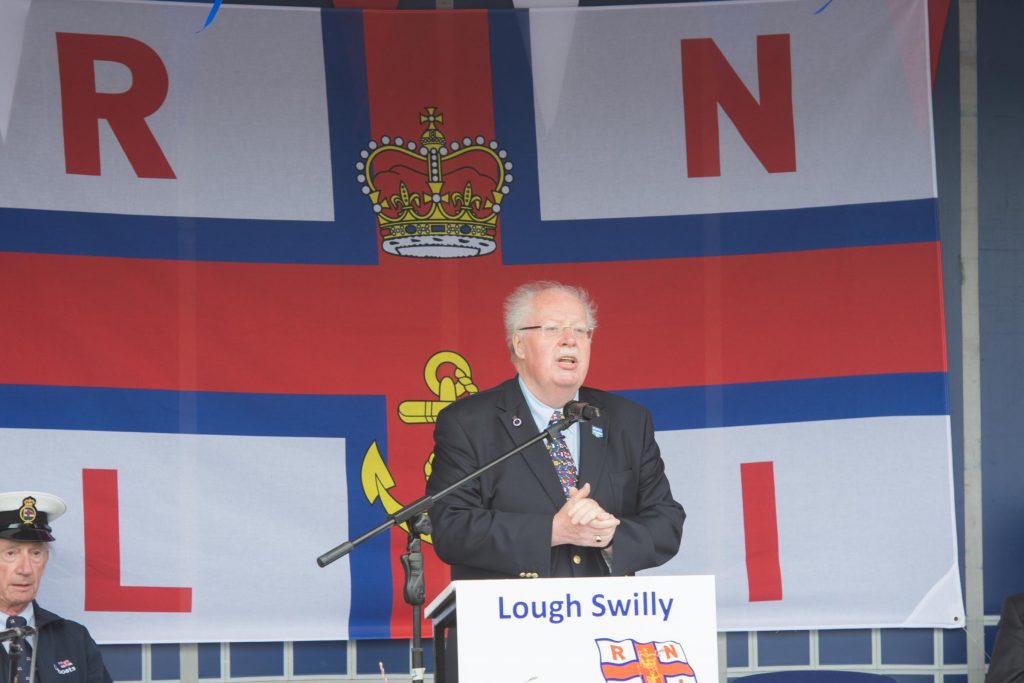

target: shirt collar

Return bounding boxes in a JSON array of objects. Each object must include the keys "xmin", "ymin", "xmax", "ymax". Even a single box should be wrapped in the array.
[
  {"xmin": 2, "ymin": 603, "xmax": 35, "ymax": 653},
  {"xmin": 5, "ymin": 603, "xmax": 35, "ymax": 627},
  {"xmin": 517, "ymin": 376, "xmax": 579, "ymax": 439}
]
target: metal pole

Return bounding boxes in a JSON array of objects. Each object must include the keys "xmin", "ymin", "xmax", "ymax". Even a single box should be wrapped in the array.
[{"xmin": 958, "ymin": 1, "xmax": 984, "ymax": 681}]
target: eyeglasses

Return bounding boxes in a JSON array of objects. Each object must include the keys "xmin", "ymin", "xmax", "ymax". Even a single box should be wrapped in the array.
[{"xmin": 517, "ymin": 324, "xmax": 594, "ymax": 341}]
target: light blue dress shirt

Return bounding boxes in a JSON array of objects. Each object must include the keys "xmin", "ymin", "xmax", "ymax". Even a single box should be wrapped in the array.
[{"xmin": 518, "ymin": 376, "xmax": 580, "ymax": 470}]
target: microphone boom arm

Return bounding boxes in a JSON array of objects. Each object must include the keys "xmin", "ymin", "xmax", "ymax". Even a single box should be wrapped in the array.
[{"xmin": 316, "ymin": 411, "xmax": 581, "ymax": 568}]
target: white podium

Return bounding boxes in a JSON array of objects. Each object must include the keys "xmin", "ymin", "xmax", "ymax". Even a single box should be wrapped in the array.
[{"xmin": 426, "ymin": 575, "xmax": 717, "ymax": 682}]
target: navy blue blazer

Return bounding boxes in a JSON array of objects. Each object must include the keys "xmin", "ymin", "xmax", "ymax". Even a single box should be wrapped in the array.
[
  {"xmin": 426, "ymin": 377, "xmax": 684, "ymax": 580},
  {"xmin": 0, "ymin": 603, "xmax": 111, "ymax": 683}
]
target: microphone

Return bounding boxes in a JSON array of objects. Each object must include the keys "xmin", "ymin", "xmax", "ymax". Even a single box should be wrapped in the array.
[
  {"xmin": 0, "ymin": 624, "xmax": 35, "ymax": 642},
  {"xmin": 563, "ymin": 400, "xmax": 601, "ymax": 422}
]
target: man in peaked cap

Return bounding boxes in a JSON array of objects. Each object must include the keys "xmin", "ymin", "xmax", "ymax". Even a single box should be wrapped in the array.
[{"xmin": 0, "ymin": 492, "xmax": 112, "ymax": 683}]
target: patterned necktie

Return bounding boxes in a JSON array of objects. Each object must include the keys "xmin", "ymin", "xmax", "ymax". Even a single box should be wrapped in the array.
[
  {"xmin": 6, "ymin": 616, "xmax": 32, "ymax": 683},
  {"xmin": 546, "ymin": 411, "xmax": 578, "ymax": 497}
]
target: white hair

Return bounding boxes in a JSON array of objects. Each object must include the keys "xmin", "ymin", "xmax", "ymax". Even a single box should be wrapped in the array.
[{"xmin": 503, "ymin": 281, "xmax": 597, "ymax": 353}]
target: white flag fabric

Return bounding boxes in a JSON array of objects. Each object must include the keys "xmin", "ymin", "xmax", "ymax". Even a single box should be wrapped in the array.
[
  {"xmin": 5, "ymin": 428, "xmax": 351, "ymax": 643},
  {"xmin": 0, "ymin": 1, "xmax": 334, "ymax": 220},
  {"xmin": 529, "ymin": 0, "xmax": 935, "ymax": 219},
  {"xmin": 648, "ymin": 416, "xmax": 962, "ymax": 630}
]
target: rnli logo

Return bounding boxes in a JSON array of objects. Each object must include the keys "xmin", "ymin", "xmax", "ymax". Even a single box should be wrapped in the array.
[
  {"xmin": 54, "ymin": 660, "xmax": 77, "ymax": 675},
  {"xmin": 595, "ymin": 638, "xmax": 697, "ymax": 683}
]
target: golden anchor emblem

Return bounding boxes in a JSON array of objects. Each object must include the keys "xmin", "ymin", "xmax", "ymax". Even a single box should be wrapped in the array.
[{"xmin": 360, "ymin": 351, "xmax": 478, "ymax": 541}]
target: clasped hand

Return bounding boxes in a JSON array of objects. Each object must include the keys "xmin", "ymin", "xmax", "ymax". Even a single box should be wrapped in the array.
[{"xmin": 551, "ymin": 482, "xmax": 620, "ymax": 548}]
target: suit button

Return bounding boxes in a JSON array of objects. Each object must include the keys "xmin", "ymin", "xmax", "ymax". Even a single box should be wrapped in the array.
[{"xmin": 572, "ymin": 554, "xmax": 582, "ymax": 565}]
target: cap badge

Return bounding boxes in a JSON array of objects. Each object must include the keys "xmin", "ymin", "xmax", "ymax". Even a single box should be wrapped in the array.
[{"xmin": 18, "ymin": 497, "xmax": 38, "ymax": 525}]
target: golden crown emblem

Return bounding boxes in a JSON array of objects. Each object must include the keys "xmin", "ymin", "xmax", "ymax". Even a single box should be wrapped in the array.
[{"xmin": 357, "ymin": 108, "xmax": 513, "ymax": 258}]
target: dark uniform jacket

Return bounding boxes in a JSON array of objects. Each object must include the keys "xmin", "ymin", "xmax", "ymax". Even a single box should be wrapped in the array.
[
  {"xmin": 1, "ymin": 603, "xmax": 112, "ymax": 683},
  {"xmin": 426, "ymin": 377, "xmax": 685, "ymax": 579}
]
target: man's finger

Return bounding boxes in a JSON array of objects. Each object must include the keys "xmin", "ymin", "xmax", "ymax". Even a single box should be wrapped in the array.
[{"xmin": 568, "ymin": 499, "xmax": 596, "ymax": 519}]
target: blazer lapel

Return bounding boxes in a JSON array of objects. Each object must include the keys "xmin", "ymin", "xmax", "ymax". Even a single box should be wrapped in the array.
[
  {"xmin": 497, "ymin": 378, "xmax": 568, "ymax": 508},
  {"xmin": 576, "ymin": 389, "xmax": 609, "ymax": 489}
]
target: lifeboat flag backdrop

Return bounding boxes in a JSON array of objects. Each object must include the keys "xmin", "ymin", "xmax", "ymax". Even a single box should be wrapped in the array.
[{"xmin": 0, "ymin": 0, "xmax": 963, "ymax": 642}]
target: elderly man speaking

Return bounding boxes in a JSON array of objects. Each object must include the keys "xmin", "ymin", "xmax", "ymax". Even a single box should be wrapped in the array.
[
  {"xmin": 0, "ymin": 492, "xmax": 111, "ymax": 683},
  {"xmin": 427, "ymin": 281, "xmax": 685, "ymax": 579}
]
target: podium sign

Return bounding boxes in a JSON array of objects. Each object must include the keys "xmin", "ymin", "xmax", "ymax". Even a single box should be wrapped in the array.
[{"xmin": 440, "ymin": 575, "xmax": 717, "ymax": 682}]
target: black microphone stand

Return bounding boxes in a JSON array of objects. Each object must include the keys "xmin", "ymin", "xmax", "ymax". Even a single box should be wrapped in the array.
[
  {"xmin": 3, "ymin": 628, "xmax": 32, "ymax": 683},
  {"xmin": 7, "ymin": 639, "xmax": 21, "ymax": 683},
  {"xmin": 400, "ymin": 513, "xmax": 430, "ymax": 682},
  {"xmin": 316, "ymin": 411, "xmax": 583, "ymax": 682}
]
